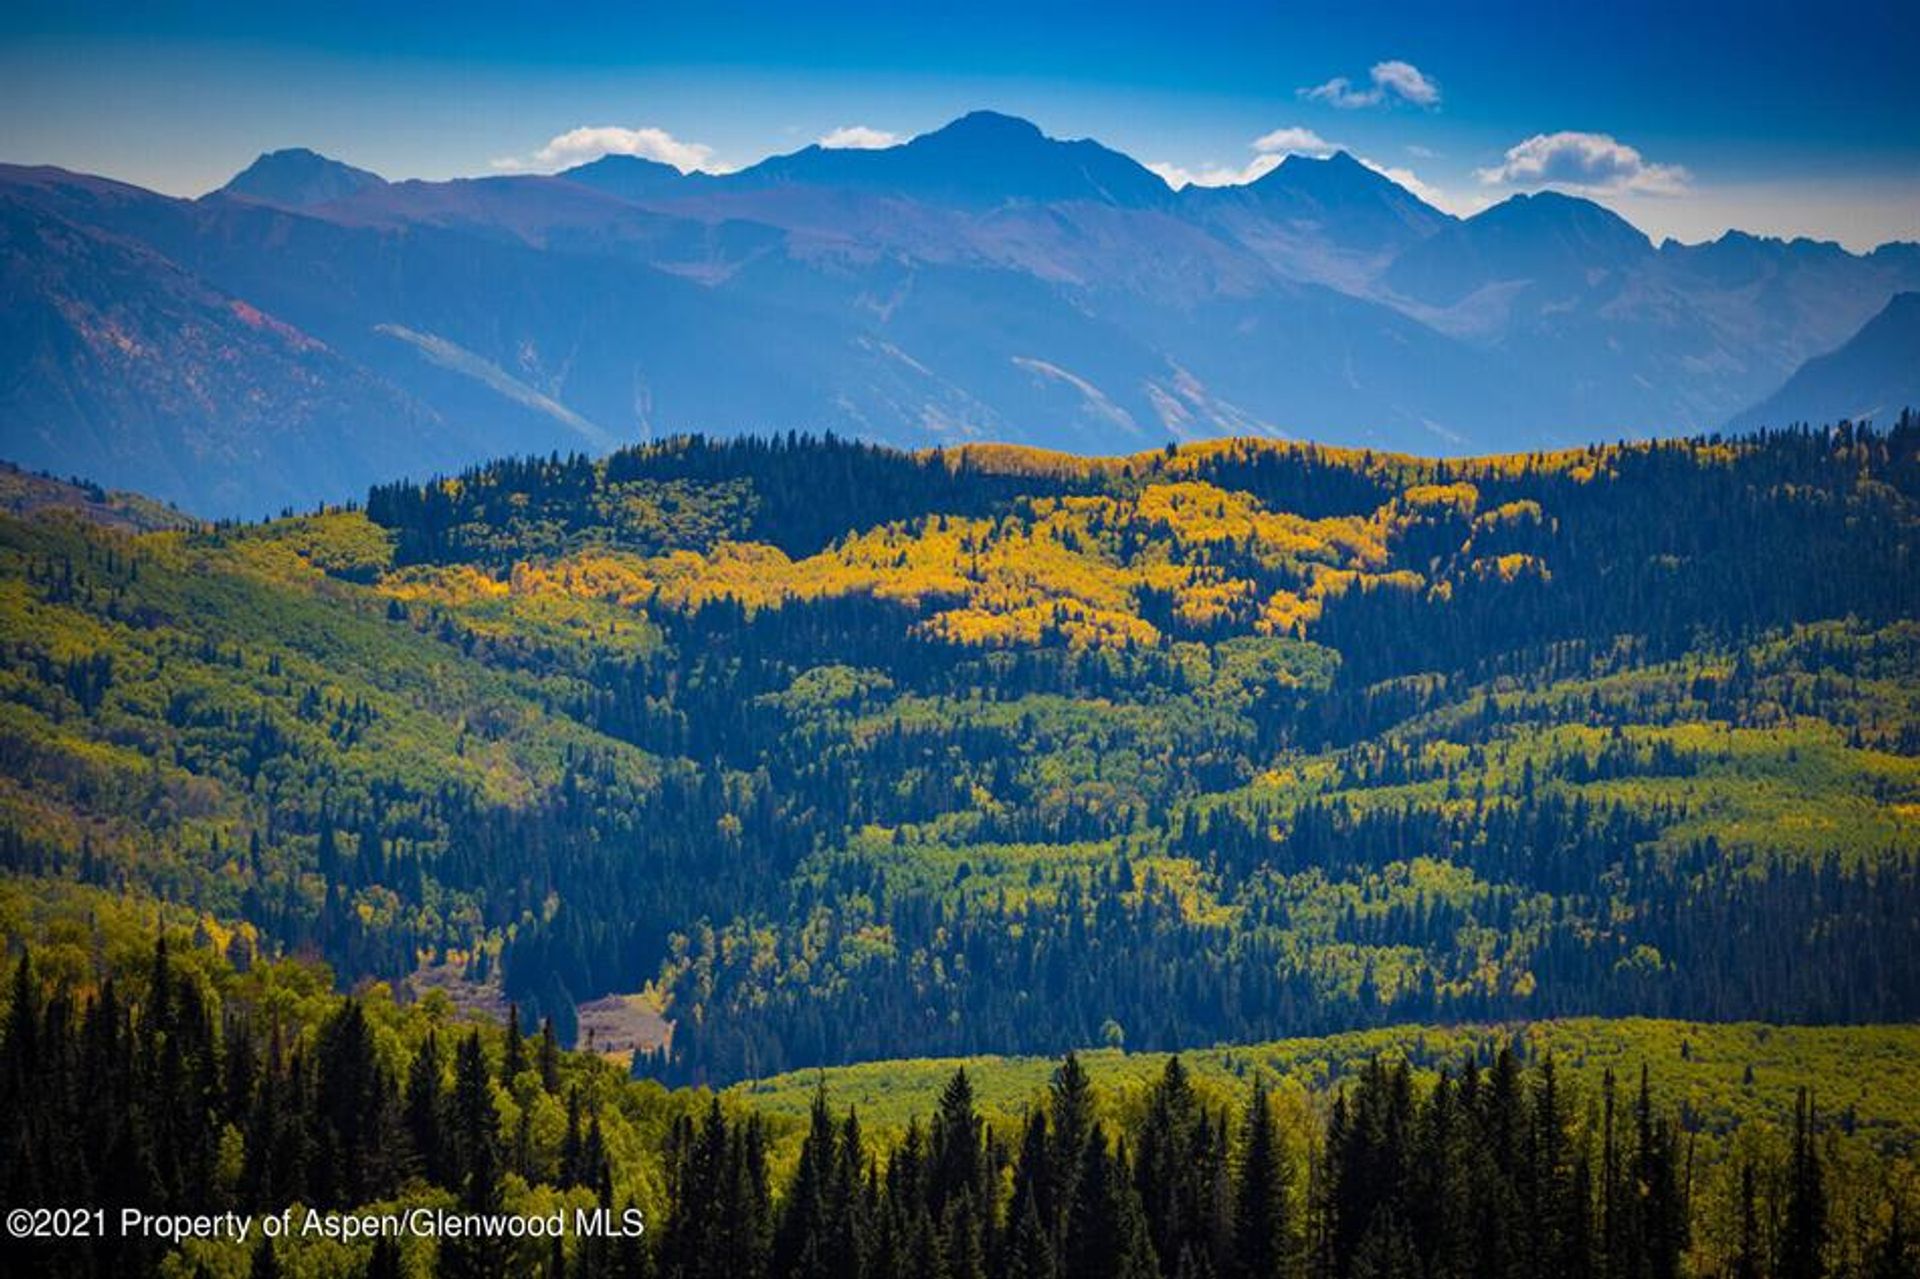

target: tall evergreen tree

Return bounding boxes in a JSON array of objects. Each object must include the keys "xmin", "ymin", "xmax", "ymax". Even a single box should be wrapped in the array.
[
  {"xmin": 773, "ymin": 1085, "xmax": 838, "ymax": 1279},
  {"xmin": 442, "ymin": 1031, "xmax": 508, "ymax": 1279},
  {"xmin": 1780, "ymin": 1088, "xmax": 1826, "ymax": 1279},
  {"xmin": 1233, "ymin": 1079, "xmax": 1290, "ymax": 1279}
]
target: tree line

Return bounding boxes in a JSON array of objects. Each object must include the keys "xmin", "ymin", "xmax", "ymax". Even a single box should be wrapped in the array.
[{"xmin": 3, "ymin": 938, "xmax": 1912, "ymax": 1277}]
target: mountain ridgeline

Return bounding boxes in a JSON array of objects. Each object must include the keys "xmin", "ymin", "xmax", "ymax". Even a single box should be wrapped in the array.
[
  {"xmin": 2, "ymin": 111, "xmax": 1918, "ymax": 516},
  {"xmin": 0, "ymin": 425, "xmax": 1915, "ymax": 1095}
]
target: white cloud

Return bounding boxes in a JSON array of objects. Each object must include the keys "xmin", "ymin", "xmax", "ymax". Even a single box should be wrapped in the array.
[
  {"xmin": 1251, "ymin": 126, "xmax": 1339, "ymax": 158},
  {"xmin": 1150, "ymin": 126, "xmax": 1340, "ymax": 189},
  {"xmin": 1300, "ymin": 77, "xmax": 1373, "ymax": 109},
  {"xmin": 1369, "ymin": 61, "xmax": 1440, "ymax": 108},
  {"xmin": 494, "ymin": 125, "xmax": 722, "ymax": 174},
  {"xmin": 1355, "ymin": 157, "xmax": 1479, "ymax": 214},
  {"xmin": 1300, "ymin": 60, "xmax": 1441, "ymax": 110},
  {"xmin": 1147, "ymin": 156, "xmax": 1275, "ymax": 189},
  {"xmin": 1151, "ymin": 143, "xmax": 1480, "ymax": 217},
  {"xmin": 818, "ymin": 125, "xmax": 901, "ymax": 150},
  {"xmin": 1475, "ymin": 131, "xmax": 1689, "ymax": 195}
]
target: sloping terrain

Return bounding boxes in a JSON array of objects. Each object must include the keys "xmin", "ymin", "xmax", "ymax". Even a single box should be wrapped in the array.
[
  {"xmin": 1729, "ymin": 291, "xmax": 1920, "ymax": 429},
  {"xmin": 0, "ymin": 428, "xmax": 1914, "ymax": 1088}
]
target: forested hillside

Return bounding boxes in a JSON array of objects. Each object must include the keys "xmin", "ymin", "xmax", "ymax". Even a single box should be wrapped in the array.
[
  {"xmin": 1, "ymin": 425, "xmax": 1917, "ymax": 1087},
  {"xmin": 2, "ymin": 912, "xmax": 1915, "ymax": 1277}
]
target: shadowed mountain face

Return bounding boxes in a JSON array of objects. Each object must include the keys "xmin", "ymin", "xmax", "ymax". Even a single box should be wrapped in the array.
[
  {"xmin": 1, "ymin": 111, "xmax": 1916, "ymax": 516},
  {"xmin": 1728, "ymin": 292, "xmax": 1920, "ymax": 430},
  {"xmin": 720, "ymin": 109, "xmax": 1176, "ymax": 208},
  {"xmin": 1385, "ymin": 190, "xmax": 1653, "ymax": 308}
]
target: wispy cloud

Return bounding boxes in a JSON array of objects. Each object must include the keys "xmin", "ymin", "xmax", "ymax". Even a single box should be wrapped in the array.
[
  {"xmin": 1476, "ymin": 131, "xmax": 1689, "ymax": 195},
  {"xmin": 1300, "ymin": 59, "xmax": 1441, "ymax": 110},
  {"xmin": 1355, "ymin": 158, "xmax": 1463, "ymax": 212},
  {"xmin": 1370, "ymin": 60, "xmax": 1441, "ymax": 107},
  {"xmin": 818, "ymin": 125, "xmax": 901, "ymax": 150},
  {"xmin": 492, "ymin": 125, "xmax": 722, "ymax": 174}
]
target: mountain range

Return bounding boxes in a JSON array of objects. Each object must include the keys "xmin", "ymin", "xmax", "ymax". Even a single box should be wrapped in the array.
[{"xmin": 2, "ymin": 109, "xmax": 1916, "ymax": 516}]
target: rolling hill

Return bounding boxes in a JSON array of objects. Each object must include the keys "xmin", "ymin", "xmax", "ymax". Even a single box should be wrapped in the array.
[
  {"xmin": 1, "ymin": 425, "xmax": 1914, "ymax": 1080},
  {"xmin": 1, "ymin": 423, "xmax": 1916, "ymax": 1275}
]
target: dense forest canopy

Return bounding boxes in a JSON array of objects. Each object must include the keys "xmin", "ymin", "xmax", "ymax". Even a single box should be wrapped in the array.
[
  {"xmin": 1, "ymin": 422, "xmax": 1916, "ymax": 1087},
  {"xmin": 1, "ymin": 419, "xmax": 1918, "ymax": 1274},
  {"xmin": 2, "ymin": 925, "xmax": 1916, "ymax": 1277}
]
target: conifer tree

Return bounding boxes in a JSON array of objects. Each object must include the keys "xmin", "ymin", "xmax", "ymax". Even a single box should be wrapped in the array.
[
  {"xmin": 539, "ymin": 1016, "xmax": 563, "ymax": 1094},
  {"xmin": 504, "ymin": 1003, "xmax": 527, "ymax": 1084},
  {"xmin": 1732, "ymin": 1161, "xmax": 1762, "ymax": 1279},
  {"xmin": 443, "ymin": 1031, "xmax": 508, "ymax": 1279},
  {"xmin": 404, "ymin": 1031, "xmax": 446, "ymax": 1185},
  {"xmin": 1633, "ymin": 1065, "xmax": 1686, "ymax": 1279},
  {"xmin": 1233, "ymin": 1079, "xmax": 1290, "ymax": 1279},
  {"xmin": 773, "ymin": 1085, "xmax": 837, "ymax": 1279},
  {"xmin": 931, "ymin": 1067, "xmax": 993, "ymax": 1259},
  {"xmin": 1064, "ymin": 1125, "xmax": 1156, "ymax": 1279},
  {"xmin": 1781, "ymin": 1088, "xmax": 1825, "ymax": 1279},
  {"xmin": 1049, "ymin": 1054, "xmax": 1096, "ymax": 1247},
  {"xmin": 827, "ymin": 1107, "xmax": 868, "ymax": 1278}
]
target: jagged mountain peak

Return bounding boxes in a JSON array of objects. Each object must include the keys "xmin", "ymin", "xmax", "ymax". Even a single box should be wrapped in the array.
[{"xmin": 1252, "ymin": 148, "xmax": 1372, "ymax": 187}]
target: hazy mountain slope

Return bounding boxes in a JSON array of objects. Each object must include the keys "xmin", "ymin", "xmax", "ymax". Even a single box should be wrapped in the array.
[
  {"xmin": 1728, "ymin": 291, "xmax": 1920, "ymax": 429},
  {"xmin": 1385, "ymin": 190, "xmax": 1654, "ymax": 310},
  {"xmin": 724, "ymin": 108, "xmax": 1174, "ymax": 208},
  {"xmin": 1183, "ymin": 150, "xmax": 1453, "ymax": 288},
  {"xmin": 219, "ymin": 146, "xmax": 387, "ymax": 208},
  {"xmin": 3, "ymin": 113, "xmax": 1919, "ymax": 511},
  {"xmin": 561, "ymin": 152, "xmax": 703, "ymax": 201},
  {"xmin": 1379, "ymin": 192, "xmax": 1920, "ymax": 431},
  {"xmin": 0, "ymin": 190, "xmax": 451, "ymax": 514},
  {"xmin": 0, "ymin": 153, "xmax": 1518, "ymax": 497}
]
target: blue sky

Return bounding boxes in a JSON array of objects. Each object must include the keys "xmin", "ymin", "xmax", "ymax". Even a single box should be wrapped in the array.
[{"xmin": 3, "ymin": 0, "xmax": 1917, "ymax": 248}]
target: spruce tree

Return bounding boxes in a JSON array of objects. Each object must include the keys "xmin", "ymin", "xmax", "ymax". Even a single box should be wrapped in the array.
[
  {"xmin": 1781, "ymin": 1088, "xmax": 1825, "ymax": 1279},
  {"xmin": 404, "ymin": 1032, "xmax": 446, "ymax": 1185},
  {"xmin": 503, "ymin": 1003, "xmax": 527, "ymax": 1084},
  {"xmin": 772, "ymin": 1085, "xmax": 837, "ymax": 1279},
  {"xmin": 1050, "ymin": 1054, "xmax": 1096, "ymax": 1248},
  {"xmin": 931, "ymin": 1067, "xmax": 991, "ymax": 1256},
  {"xmin": 538, "ymin": 1016, "xmax": 563, "ymax": 1094},
  {"xmin": 443, "ymin": 1031, "xmax": 507, "ymax": 1279},
  {"xmin": 1732, "ymin": 1161, "xmax": 1761, "ymax": 1279},
  {"xmin": 1233, "ymin": 1079, "xmax": 1290, "ymax": 1279}
]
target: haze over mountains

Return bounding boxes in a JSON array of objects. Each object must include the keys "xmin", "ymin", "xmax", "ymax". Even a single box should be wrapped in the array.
[
  {"xmin": 2, "ymin": 109, "xmax": 1916, "ymax": 516},
  {"xmin": 1728, "ymin": 290, "xmax": 1920, "ymax": 432}
]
